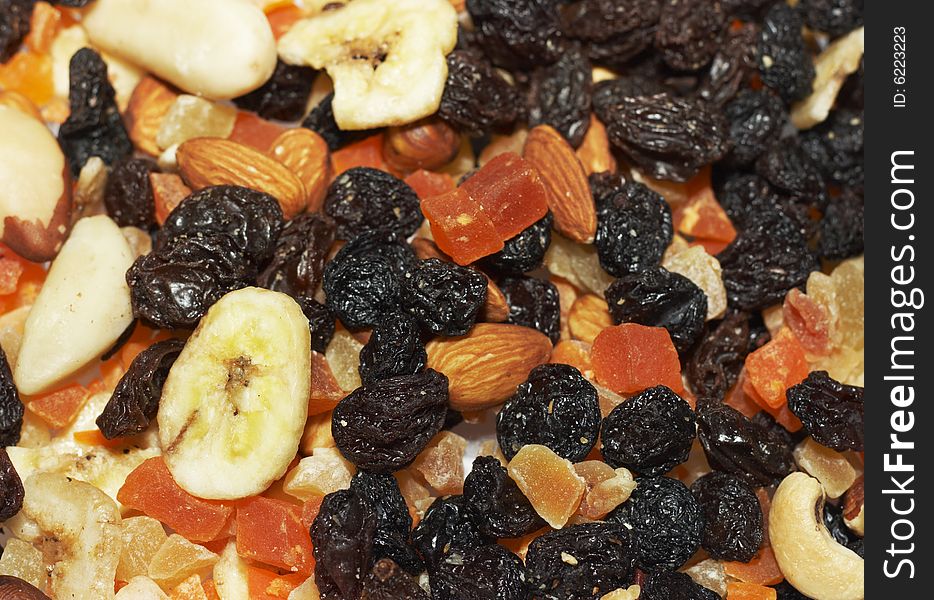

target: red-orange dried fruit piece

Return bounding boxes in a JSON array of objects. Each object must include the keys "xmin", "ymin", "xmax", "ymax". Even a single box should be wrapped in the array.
[
  {"xmin": 330, "ymin": 133, "xmax": 388, "ymax": 176},
  {"xmin": 25, "ymin": 383, "xmax": 89, "ymax": 428},
  {"xmin": 677, "ymin": 185, "xmax": 737, "ymax": 244},
  {"xmin": 745, "ymin": 328, "xmax": 809, "ymax": 410},
  {"xmin": 227, "ymin": 111, "xmax": 285, "ymax": 152},
  {"xmin": 236, "ymin": 496, "xmax": 315, "ymax": 575},
  {"xmin": 404, "ymin": 169, "xmax": 456, "ymax": 200},
  {"xmin": 783, "ymin": 288, "xmax": 832, "ymax": 355},
  {"xmin": 421, "ymin": 187, "xmax": 504, "ymax": 265},
  {"xmin": 247, "ymin": 566, "xmax": 307, "ymax": 599},
  {"xmin": 308, "ymin": 351, "xmax": 344, "ymax": 416},
  {"xmin": 724, "ymin": 546, "xmax": 784, "ymax": 586},
  {"xmin": 459, "ymin": 152, "xmax": 549, "ymax": 240},
  {"xmin": 591, "ymin": 323, "xmax": 684, "ymax": 394},
  {"xmin": 726, "ymin": 582, "xmax": 779, "ymax": 600}
]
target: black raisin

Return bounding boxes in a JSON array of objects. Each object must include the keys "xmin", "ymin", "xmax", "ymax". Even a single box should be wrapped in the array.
[
  {"xmin": 439, "ymin": 50, "xmax": 520, "ymax": 137},
  {"xmin": 0, "ymin": 346, "xmax": 23, "ymax": 447},
  {"xmin": 714, "ymin": 172, "xmax": 783, "ymax": 231},
  {"xmin": 606, "ymin": 475, "xmax": 703, "ymax": 571},
  {"xmin": 402, "ymin": 259, "xmax": 487, "ymax": 337},
  {"xmin": 525, "ymin": 521, "xmax": 638, "ymax": 599},
  {"xmin": 324, "ymin": 167, "xmax": 422, "ymax": 241},
  {"xmin": 332, "ymin": 369, "xmax": 448, "ymax": 473},
  {"xmin": 358, "ymin": 313, "xmax": 427, "ymax": 385},
  {"xmin": 594, "ymin": 181, "xmax": 673, "ymax": 278},
  {"xmin": 234, "ymin": 59, "xmax": 315, "ymax": 121},
  {"xmin": 757, "ymin": 4, "xmax": 815, "ymax": 103},
  {"xmin": 257, "ymin": 212, "xmax": 337, "ymax": 299},
  {"xmin": 302, "ymin": 93, "xmax": 373, "ymax": 151},
  {"xmin": 696, "ymin": 404, "xmax": 794, "ymax": 486},
  {"xmin": 526, "ymin": 45, "xmax": 592, "ymax": 147},
  {"xmin": 295, "ymin": 297, "xmax": 335, "ymax": 354},
  {"xmin": 817, "ymin": 188, "xmax": 863, "ymax": 260},
  {"xmin": 96, "ymin": 339, "xmax": 185, "ymax": 439},
  {"xmin": 601, "ymin": 385, "xmax": 696, "ymax": 477},
  {"xmin": 482, "ymin": 212, "xmax": 553, "ymax": 275},
  {"xmin": 686, "ymin": 311, "xmax": 751, "ymax": 404},
  {"xmin": 787, "ymin": 370, "xmax": 863, "ymax": 451},
  {"xmin": 755, "ymin": 142, "xmax": 826, "ymax": 206},
  {"xmin": 350, "ymin": 471, "xmax": 424, "ymax": 575},
  {"xmin": 463, "ymin": 456, "xmax": 545, "ymax": 539},
  {"xmin": 822, "ymin": 501, "xmax": 863, "ymax": 557},
  {"xmin": 559, "ymin": 0, "xmax": 661, "ymax": 70},
  {"xmin": 588, "ymin": 171, "xmax": 629, "ymax": 212},
  {"xmin": 0, "ymin": 448, "xmax": 24, "ymax": 521},
  {"xmin": 466, "ymin": 0, "xmax": 565, "ymax": 70},
  {"xmin": 640, "ymin": 571, "xmax": 720, "ymax": 600},
  {"xmin": 413, "ymin": 495, "xmax": 490, "ymax": 569},
  {"xmin": 58, "ymin": 48, "xmax": 133, "ymax": 176},
  {"xmin": 311, "ymin": 488, "xmax": 378, "ymax": 600},
  {"xmin": 605, "ymin": 267, "xmax": 708, "ymax": 354},
  {"xmin": 800, "ymin": 109, "xmax": 864, "ymax": 190},
  {"xmin": 593, "ymin": 77, "xmax": 668, "ymax": 124},
  {"xmin": 696, "ymin": 21, "xmax": 758, "ymax": 107},
  {"xmin": 654, "ymin": 0, "xmax": 726, "ymax": 72},
  {"xmin": 496, "ymin": 364, "xmax": 601, "ymax": 462},
  {"xmin": 430, "ymin": 544, "xmax": 529, "ymax": 600},
  {"xmin": 0, "ymin": 0, "xmax": 33, "ymax": 63},
  {"xmin": 724, "ymin": 89, "xmax": 787, "ymax": 167},
  {"xmin": 800, "ymin": 0, "xmax": 863, "ymax": 37},
  {"xmin": 361, "ymin": 559, "xmax": 430, "ymax": 600},
  {"xmin": 50, "ymin": 0, "xmax": 92, "ymax": 4},
  {"xmin": 771, "ymin": 581, "xmax": 812, "ymax": 600},
  {"xmin": 103, "ymin": 157, "xmax": 159, "ymax": 229},
  {"xmin": 500, "ymin": 276, "xmax": 561, "ymax": 344},
  {"xmin": 691, "ymin": 472, "xmax": 763, "ymax": 562}
]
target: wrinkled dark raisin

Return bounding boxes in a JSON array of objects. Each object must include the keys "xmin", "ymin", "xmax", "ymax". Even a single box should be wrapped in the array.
[
  {"xmin": 605, "ymin": 267, "xmax": 707, "ymax": 354},
  {"xmin": 466, "ymin": 0, "xmax": 565, "ymax": 70},
  {"xmin": 641, "ymin": 571, "xmax": 720, "ymax": 600},
  {"xmin": 413, "ymin": 495, "xmax": 490, "ymax": 569},
  {"xmin": 686, "ymin": 311, "xmax": 751, "ymax": 404},
  {"xmin": 257, "ymin": 212, "xmax": 336, "ymax": 299},
  {"xmin": 333, "ymin": 369, "xmax": 448, "ymax": 473},
  {"xmin": 588, "ymin": 171, "xmax": 628, "ymax": 212},
  {"xmin": 714, "ymin": 172, "xmax": 783, "ymax": 231},
  {"xmin": 838, "ymin": 59, "xmax": 863, "ymax": 110},
  {"xmin": 818, "ymin": 188, "xmax": 863, "ymax": 260},
  {"xmin": 312, "ymin": 488, "xmax": 378, "ymax": 600},
  {"xmin": 787, "ymin": 370, "xmax": 863, "ymax": 451},
  {"xmin": 697, "ymin": 21, "xmax": 758, "ymax": 107},
  {"xmin": 439, "ymin": 50, "xmax": 520, "ymax": 137},
  {"xmin": 593, "ymin": 78, "xmax": 667, "ymax": 125},
  {"xmin": 822, "ymin": 501, "xmax": 863, "ymax": 557},
  {"xmin": 691, "ymin": 472, "xmax": 763, "ymax": 562},
  {"xmin": 324, "ymin": 167, "xmax": 422, "ymax": 241},
  {"xmin": 59, "ymin": 48, "xmax": 134, "ymax": 176},
  {"xmin": 724, "ymin": 90, "xmax": 787, "ymax": 167},
  {"xmin": 606, "ymin": 475, "xmax": 703, "ymax": 571},
  {"xmin": 500, "ymin": 276, "xmax": 561, "ymax": 344},
  {"xmin": 323, "ymin": 232, "xmax": 417, "ymax": 330},
  {"xmin": 696, "ymin": 404, "xmax": 794, "ymax": 486},
  {"xmin": 234, "ymin": 59, "xmax": 315, "ymax": 121},
  {"xmin": 358, "ymin": 313, "xmax": 427, "ymax": 385},
  {"xmin": 402, "ymin": 259, "xmax": 487, "ymax": 337},
  {"xmin": 602, "ymin": 93, "xmax": 731, "ymax": 182},
  {"xmin": 295, "ymin": 297, "xmax": 335, "ymax": 354},
  {"xmin": 717, "ymin": 209, "xmax": 818, "ymax": 311},
  {"xmin": 800, "ymin": 0, "xmax": 863, "ymax": 37},
  {"xmin": 771, "ymin": 581, "xmax": 812, "ymax": 600},
  {"xmin": 654, "ymin": 0, "xmax": 726, "ymax": 71},
  {"xmin": 463, "ymin": 456, "xmax": 545, "ymax": 539},
  {"xmin": 0, "ymin": 346, "xmax": 23, "ymax": 447},
  {"xmin": 755, "ymin": 142, "xmax": 826, "ymax": 206},
  {"xmin": 482, "ymin": 212, "xmax": 553, "ymax": 275},
  {"xmin": 595, "ymin": 181, "xmax": 672, "ymax": 278},
  {"xmin": 800, "ymin": 109, "xmax": 864, "ymax": 190},
  {"xmin": 757, "ymin": 4, "xmax": 815, "ymax": 103},
  {"xmin": 361, "ymin": 559, "xmax": 429, "ymax": 600},
  {"xmin": 0, "ymin": 448, "xmax": 24, "ymax": 521},
  {"xmin": 103, "ymin": 157, "xmax": 158, "ymax": 229},
  {"xmin": 96, "ymin": 339, "xmax": 185, "ymax": 439},
  {"xmin": 751, "ymin": 410, "xmax": 803, "ymax": 448},
  {"xmin": 497, "ymin": 364, "xmax": 601, "ymax": 462},
  {"xmin": 302, "ymin": 93, "xmax": 373, "ymax": 151},
  {"xmin": 50, "ymin": 0, "xmax": 91, "ymax": 4},
  {"xmin": 0, "ymin": 0, "xmax": 33, "ymax": 63},
  {"xmin": 430, "ymin": 544, "xmax": 529, "ymax": 600},
  {"xmin": 559, "ymin": 0, "xmax": 661, "ymax": 69},
  {"xmin": 525, "ymin": 521, "xmax": 638, "ymax": 599},
  {"xmin": 601, "ymin": 385, "xmax": 696, "ymax": 477},
  {"xmin": 526, "ymin": 45, "xmax": 592, "ymax": 147},
  {"xmin": 350, "ymin": 471, "xmax": 424, "ymax": 575}
]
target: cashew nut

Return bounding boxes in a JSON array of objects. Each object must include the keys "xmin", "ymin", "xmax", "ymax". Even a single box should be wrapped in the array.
[{"xmin": 770, "ymin": 472, "xmax": 863, "ymax": 600}]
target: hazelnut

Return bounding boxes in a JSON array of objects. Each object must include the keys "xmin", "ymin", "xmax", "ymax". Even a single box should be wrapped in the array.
[{"xmin": 383, "ymin": 118, "xmax": 460, "ymax": 173}]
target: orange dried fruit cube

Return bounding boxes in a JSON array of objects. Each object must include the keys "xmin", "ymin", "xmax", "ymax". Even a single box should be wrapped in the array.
[
  {"xmin": 24, "ymin": 2, "xmax": 62, "ymax": 54},
  {"xmin": 235, "ymin": 496, "xmax": 315, "ymax": 575},
  {"xmin": 421, "ymin": 187, "xmax": 504, "ymax": 265},
  {"xmin": 550, "ymin": 340, "xmax": 594, "ymax": 381},
  {"xmin": 677, "ymin": 184, "xmax": 737, "ymax": 243},
  {"xmin": 459, "ymin": 152, "xmax": 549, "ymax": 240},
  {"xmin": 726, "ymin": 582, "xmax": 778, "ymax": 600},
  {"xmin": 783, "ymin": 288, "xmax": 832, "ymax": 355},
  {"xmin": 591, "ymin": 323, "xmax": 684, "ymax": 394},
  {"xmin": 202, "ymin": 580, "xmax": 221, "ymax": 600},
  {"xmin": 507, "ymin": 444, "xmax": 586, "ymax": 529},
  {"xmin": 568, "ymin": 294, "xmax": 613, "ymax": 344},
  {"xmin": 724, "ymin": 371, "xmax": 762, "ymax": 418},
  {"xmin": 226, "ymin": 111, "xmax": 285, "ymax": 152},
  {"xmin": 266, "ymin": 4, "xmax": 305, "ymax": 40},
  {"xmin": 25, "ymin": 383, "xmax": 89, "ymax": 428},
  {"xmin": 308, "ymin": 351, "xmax": 344, "ymax": 415},
  {"xmin": 0, "ymin": 256, "xmax": 24, "ymax": 295},
  {"xmin": 149, "ymin": 535, "xmax": 219, "ymax": 591},
  {"xmin": 301, "ymin": 496, "xmax": 324, "ymax": 530},
  {"xmin": 248, "ymin": 566, "xmax": 307, "ymax": 599},
  {"xmin": 405, "ymin": 169, "xmax": 456, "ymax": 201},
  {"xmin": 724, "ymin": 546, "xmax": 784, "ymax": 586},
  {"xmin": 331, "ymin": 133, "xmax": 388, "ymax": 175},
  {"xmin": 745, "ymin": 328, "xmax": 809, "ymax": 409},
  {"xmin": 0, "ymin": 52, "xmax": 54, "ymax": 107},
  {"xmin": 117, "ymin": 457, "xmax": 235, "ymax": 542}
]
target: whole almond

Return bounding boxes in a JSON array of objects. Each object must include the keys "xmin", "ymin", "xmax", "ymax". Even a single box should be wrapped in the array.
[
  {"xmin": 568, "ymin": 293, "xmax": 613, "ymax": 344},
  {"xmin": 125, "ymin": 76, "xmax": 178, "ymax": 156},
  {"xmin": 426, "ymin": 323, "xmax": 552, "ymax": 410},
  {"xmin": 269, "ymin": 128, "xmax": 331, "ymax": 213},
  {"xmin": 576, "ymin": 114, "xmax": 617, "ymax": 175},
  {"xmin": 383, "ymin": 117, "xmax": 460, "ymax": 174},
  {"xmin": 176, "ymin": 137, "xmax": 307, "ymax": 218},
  {"xmin": 524, "ymin": 125, "xmax": 596, "ymax": 244}
]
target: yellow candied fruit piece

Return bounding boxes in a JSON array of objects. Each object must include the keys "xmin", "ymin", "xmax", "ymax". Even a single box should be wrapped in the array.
[
  {"xmin": 325, "ymin": 328, "xmax": 364, "ymax": 392},
  {"xmin": 155, "ymin": 95, "xmax": 237, "ymax": 151},
  {"xmin": 412, "ymin": 430, "xmax": 467, "ymax": 495},
  {"xmin": 792, "ymin": 438, "xmax": 857, "ymax": 499},
  {"xmin": 148, "ymin": 534, "xmax": 219, "ymax": 592},
  {"xmin": 507, "ymin": 444, "xmax": 585, "ymax": 529},
  {"xmin": 283, "ymin": 447, "xmax": 355, "ymax": 500},
  {"xmin": 117, "ymin": 515, "xmax": 169, "ymax": 582},
  {"xmin": 0, "ymin": 538, "xmax": 46, "ymax": 590}
]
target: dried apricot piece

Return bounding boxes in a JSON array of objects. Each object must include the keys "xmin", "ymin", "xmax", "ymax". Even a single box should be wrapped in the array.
[
  {"xmin": 404, "ymin": 168, "xmax": 456, "ymax": 200},
  {"xmin": 459, "ymin": 152, "xmax": 549, "ymax": 240},
  {"xmin": 0, "ymin": 52, "xmax": 54, "ymax": 107},
  {"xmin": 591, "ymin": 323, "xmax": 684, "ymax": 394},
  {"xmin": 783, "ymin": 288, "xmax": 832, "ymax": 355},
  {"xmin": 677, "ymin": 184, "xmax": 737, "ymax": 243},
  {"xmin": 308, "ymin": 351, "xmax": 344, "ymax": 415},
  {"xmin": 247, "ymin": 566, "xmax": 306, "ymax": 599},
  {"xmin": 727, "ymin": 582, "xmax": 778, "ymax": 600},
  {"xmin": 330, "ymin": 133, "xmax": 388, "ymax": 175},
  {"xmin": 744, "ymin": 328, "xmax": 809, "ymax": 409},
  {"xmin": 550, "ymin": 340, "xmax": 594, "ymax": 381},
  {"xmin": 507, "ymin": 444, "xmax": 586, "ymax": 529},
  {"xmin": 723, "ymin": 546, "xmax": 784, "ymax": 586},
  {"xmin": 226, "ymin": 111, "xmax": 285, "ymax": 153},
  {"xmin": 235, "ymin": 496, "xmax": 315, "ymax": 575},
  {"xmin": 151, "ymin": 173, "xmax": 192, "ymax": 226},
  {"xmin": 421, "ymin": 187, "xmax": 504, "ymax": 265},
  {"xmin": 25, "ymin": 383, "xmax": 89, "ymax": 428}
]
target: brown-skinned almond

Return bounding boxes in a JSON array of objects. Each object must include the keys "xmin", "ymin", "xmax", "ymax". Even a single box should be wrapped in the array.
[
  {"xmin": 125, "ymin": 76, "xmax": 178, "ymax": 157},
  {"xmin": 268, "ymin": 128, "xmax": 331, "ymax": 213}
]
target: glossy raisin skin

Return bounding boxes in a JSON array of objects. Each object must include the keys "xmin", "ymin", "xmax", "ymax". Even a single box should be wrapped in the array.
[
  {"xmin": 525, "ymin": 521, "xmax": 638, "ymax": 600},
  {"xmin": 686, "ymin": 311, "xmax": 751, "ymax": 403},
  {"xmin": 402, "ymin": 259, "xmax": 487, "ymax": 337},
  {"xmin": 822, "ymin": 501, "xmax": 863, "ymax": 557},
  {"xmin": 302, "ymin": 93, "xmax": 372, "ymax": 151},
  {"xmin": 0, "ymin": 346, "xmax": 23, "ymax": 447},
  {"xmin": 257, "ymin": 212, "xmax": 336, "ymax": 299},
  {"xmin": 482, "ymin": 212, "xmax": 553, "ymax": 275},
  {"xmin": 714, "ymin": 172, "xmax": 781, "ymax": 232},
  {"xmin": 818, "ymin": 188, "xmax": 864, "ymax": 260},
  {"xmin": 466, "ymin": 0, "xmax": 565, "ymax": 70},
  {"xmin": 559, "ymin": 0, "xmax": 661, "ymax": 69},
  {"xmin": 654, "ymin": 0, "xmax": 726, "ymax": 71},
  {"xmin": 324, "ymin": 168, "xmax": 422, "ymax": 241},
  {"xmin": 757, "ymin": 4, "xmax": 815, "ymax": 103},
  {"xmin": 500, "ymin": 277, "xmax": 561, "ymax": 344},
  {"xmin": 103, "ymin": 157, "xmax": 158, "ymax": 229},
  {"xmin": 361, "ymin": 559, "xmax": 429, "ymax": 600},
  {"xmin": 724, "ymin": 90, "xmax": 786, "ymax": 167},
  {"xmin": 601, "ymin": 386, "xmax": 696, "ymax": 477},
  {"xmin": 0, "ymin": 448, "xmax": 24, "ymax": 521},
  {"xmin": 439, "ymin": 50, "xmax": 520, "ymax": 137},
  {"xmin": 787, "ymin": 370, "xmax": 863, "ymax": 451},
  {"xmin": 350, "ymin": 471, "xmax": 424, "ymax": 575},
  {"xmin": 800, "ymin": 0, "xmax": 863, "ymax": 37},
  {"xmin": 59, "ymin": 48, "xmax": 134, "ymax": 176},
  {"xmin": 697, "ymin": 404, "xmax": 794, "ymax": 486},
  {"xmin": 358, "ymin": 313, "xmax": 427, "ymax": 385},
  {"xmin": 0, "ymin": 0, "xmax": 33, "ymax": 62},
  {"xmin": 593, "ymin": 78, "xmax": 667, "ymax": 120},
  {"xmin": 526, "ymin": 45, "xmax": 592, "ymax": 147},
  {"xmin": 801, "ymin": 109, "xmax": 864, "ymax": 190},
  {"xmin": 97, "ymin": 339, "xmax": 185, "ymax": 439},
  {"xmin": 430, "ymin": 544, "xmax": 529, "ymax": 600},
  {"xmin": 605, "ymin": 267, "xmax": 707, "ymax": 354},
  {"xmin": 641, "ymin": 571, "xmax": 720, "ymax": 600},
  {"xmin": 607, "ymin": 476, "xmax": 703, "ymax": 571},
  {"xmin": 691, "ymin": 472, "xmax": 763, "ymax": 562},
  {"xmin": 413, "ymin": 495, "xmax": 490, "ymax": 569},
  {"xmin": 497, "ymin": 364, "xmax": 601, "ymax": 462},
  {"xmin": 601, "ymin": 93, "xmax": 730, "ymax": 182},
  {"xmin": 295, "ymin": 298, "xmax": 335, "ymax": 354},
  {"xmin": 463, "ymin": 456, "xmax": 545, "ymax": 539},
  {"xmin": 755, "ymin": 142, "xmax": 826, "ymax": 207},
  {"xmin": 234, "ymin": 59, "xmax": 315, "ymax": 121},
  {"xmin": 771, "ymin": 582, "xmax": 812, "ymax": 600},
  {"xmin": 333, "ymin": 369, "xmax": 448, "ymax": 473},
  {"xmin": 312, "ymin": 489, "xmax": 378, "ymax": 600},
  {"xmin": 595, "ymin": 182, "xmax": 672, "ymax": 278},
  {"xmin": 697, "ymin": 21, "xmax": 758, "ymax": 107}
]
